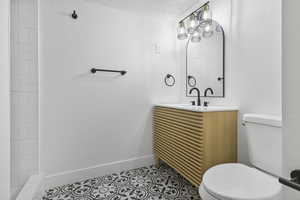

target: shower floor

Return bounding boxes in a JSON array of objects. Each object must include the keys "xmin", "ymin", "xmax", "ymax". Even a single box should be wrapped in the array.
[{"xmin": 41, "ymin": 164, "xmax": 201, "ymax": 200}]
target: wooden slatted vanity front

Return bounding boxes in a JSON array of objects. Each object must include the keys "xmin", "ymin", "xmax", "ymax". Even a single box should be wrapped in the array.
[{"xmin": 153, "ymin": 106, "xmax": 238, "ymax": 186}]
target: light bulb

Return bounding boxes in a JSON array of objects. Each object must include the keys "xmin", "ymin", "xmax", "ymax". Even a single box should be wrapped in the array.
[
  {"xmin": 202, "ymin": 7, "xmax": 211, "ymax": 20},
  {"xmin": 199, "ymin": 4, "xmax": 212, "ymax": 28},
  {"xmin": 187, "ymin": 15, "xmax": 198, "ymax": 34},
  {"xmin": 177, "ymin": 22, "xmax": 188, "ymax": 40},
  {"xmin": 204, "ymin": 25, "xmax": 211, "ymax": 32},
  {"xmin": 191, "ymin": 30, "xmax": 201, "ymax": 43},
  {"xmin": 203, "ymin": 24, "xmax": 214, "ymax": 38}
]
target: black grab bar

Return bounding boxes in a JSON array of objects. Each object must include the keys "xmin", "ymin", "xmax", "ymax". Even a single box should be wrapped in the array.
[{"xmin": 279, "ymin": 170, "xmax": 300, "ymax": 192}]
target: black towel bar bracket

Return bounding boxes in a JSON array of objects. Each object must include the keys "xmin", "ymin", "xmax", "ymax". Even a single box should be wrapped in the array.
[
  {"xmin": 72, "ymin": 10, "xmax": 78, "ymax": 19},
  {"xmin": 91, "ymin": 68, "xmax": 127, "ymax": 75}
]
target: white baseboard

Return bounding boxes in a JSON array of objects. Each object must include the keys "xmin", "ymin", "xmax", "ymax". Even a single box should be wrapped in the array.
[
  {"xmin": 41, "ymin": 155, "xmax": 155, "ymax": 192},
  {"xmin": 16, "ymin": 174, "xmax": 45, "ymax": 200}
]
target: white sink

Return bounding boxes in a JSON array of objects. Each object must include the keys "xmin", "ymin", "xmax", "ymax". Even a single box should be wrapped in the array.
[{"xmin": 155, "ymin": 104, "xmax": 239, "ymax": 112}]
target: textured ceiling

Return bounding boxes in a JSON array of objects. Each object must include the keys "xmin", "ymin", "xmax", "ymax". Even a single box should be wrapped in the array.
[{"xmin": 86, "ymin": 0, "xmax": 201, "ymax": 15}]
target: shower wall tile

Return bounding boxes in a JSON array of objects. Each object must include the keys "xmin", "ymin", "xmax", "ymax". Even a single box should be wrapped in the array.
[
  {"xmin": 18, "ymin": 27, "xmax": 37, "ymax": 44},
  {"xmin": 13, "ymin": 140, "xmax": 39, "ymax": 159},
  {"xmin": 18, "ymin": 0, "xmax": 38, "ymax": 28},
  {"xmin": 11, "ymin": 0, "xmax": 38, "ymax": 199},
  {"xmin": 11, "ymin": 26, "xmax": 38, "ymax": 92},
  {"xmin": 11, "ymin": 92, "xmax": 38, "ymax": 140},
  {"xmin": 11, "ymin": 58, "xmax": 38, "ymax": 92},
  {"xmin": 11, "ymin": 140, "xmax": 39, "ymax": 184}
]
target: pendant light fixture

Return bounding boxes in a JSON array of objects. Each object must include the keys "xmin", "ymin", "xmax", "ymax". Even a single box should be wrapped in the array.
[{"xmin": 176, "ymin": 1, "xmax": 215, "ymax": 43}]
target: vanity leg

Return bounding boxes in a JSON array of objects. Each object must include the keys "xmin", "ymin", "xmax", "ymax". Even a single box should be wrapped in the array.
[{"xmin": 155, "ymin": 157, "xmax": 161, "ymax": 168}]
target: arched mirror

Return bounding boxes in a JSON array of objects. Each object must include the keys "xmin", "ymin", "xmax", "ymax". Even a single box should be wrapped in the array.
[{"xmin": 186, "ymin": 20, "xmax": 225, "ymax": 97}]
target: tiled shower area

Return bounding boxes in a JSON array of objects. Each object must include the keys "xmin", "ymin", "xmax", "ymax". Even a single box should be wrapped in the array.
[{"xmin": 10, "ymin": 0, "xmax": 39, "ymax": 198}]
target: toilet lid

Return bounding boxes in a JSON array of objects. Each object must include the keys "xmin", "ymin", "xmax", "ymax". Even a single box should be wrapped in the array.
[{"xmin": 202, "ymin": 163, "xmax": 282, "ymax": 200}]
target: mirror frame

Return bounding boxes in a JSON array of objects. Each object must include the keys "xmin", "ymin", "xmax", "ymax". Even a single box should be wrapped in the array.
[{"xmin": 185, "ymin": 20, "xmax": 225, "ymax": 98}]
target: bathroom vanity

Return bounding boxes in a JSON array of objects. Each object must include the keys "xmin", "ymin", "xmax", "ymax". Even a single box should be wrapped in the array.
[{"xmin": 153, "ymin": 104, "xmax": 238, "ymax": 186}]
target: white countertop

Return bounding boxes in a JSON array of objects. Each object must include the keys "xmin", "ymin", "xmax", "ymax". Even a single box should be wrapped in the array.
[{"xmin": 155, "ymin": 104, "xmax": 239, "ymax": 112}]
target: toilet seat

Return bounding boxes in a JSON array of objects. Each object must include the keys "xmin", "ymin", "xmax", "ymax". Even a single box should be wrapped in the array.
[{"xmin": 200, "ymin": 163, "xmax": 282, "ymax": 200}]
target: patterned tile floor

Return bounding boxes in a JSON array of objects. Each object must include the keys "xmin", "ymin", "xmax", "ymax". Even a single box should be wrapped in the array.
[{"xmin": 41, "ymin": 164, "xmax": 201, "ymax": 200}]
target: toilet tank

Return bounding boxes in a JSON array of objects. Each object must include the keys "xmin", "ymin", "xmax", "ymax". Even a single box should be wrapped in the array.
[{"xmin": 243, "ymin": 114, "xmax": 282, "ymax": 176}]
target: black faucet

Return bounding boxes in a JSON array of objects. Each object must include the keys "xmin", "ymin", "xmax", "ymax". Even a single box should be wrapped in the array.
[
  {"xmin": 204, "ymin": 88, "xmax": 214, "ymax": 97},
  {"xmin": 189, "ymin": 88, "xmax": 201, "ymax": 106}
]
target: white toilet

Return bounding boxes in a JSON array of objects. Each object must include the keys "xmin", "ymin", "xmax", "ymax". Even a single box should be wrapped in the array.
[{"xmin": 199, "ymin": 114, "xmax": 283, "ymax": 200}]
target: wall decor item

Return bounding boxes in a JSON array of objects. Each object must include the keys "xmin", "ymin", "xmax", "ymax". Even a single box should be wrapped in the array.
[
  {"xmin": 177, "ymin": 1, "xmax": 225, "ymax": 98},
  {"xmin": 164, "ymin": 74, "xmax": 176, "ymax": 87},
  {"xmin": 185, "ymin": 20, "xmax": 225, "ymax": 97}
]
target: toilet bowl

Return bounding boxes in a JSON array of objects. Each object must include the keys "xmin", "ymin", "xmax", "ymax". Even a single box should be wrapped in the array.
[
  {"xmin": 199, "ymin": 114, "xmax": 282, "ymax": 200},
  {"xmin": 199, "ymin": 163, "xmax": 282, "ymax": 200}
]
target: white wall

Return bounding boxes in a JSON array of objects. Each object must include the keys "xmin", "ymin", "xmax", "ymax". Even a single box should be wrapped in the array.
[
  {"xmin": 10, "ymin": 0, "xmax": 39, "ymax": 198},
  {"xmin": 0, "ymin": 0, "xmax": 11, "ymax": 199},
  {"xmin": 231, "ymin": 0, "xmax": 282, "ymax": 163},
  {"xmin": 39, "ymin": 0, "xmax": 180, "ymax": 176},
  {"xmin": 282, "ymin": 0, "xmax": 300, "ymax": 199}
]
